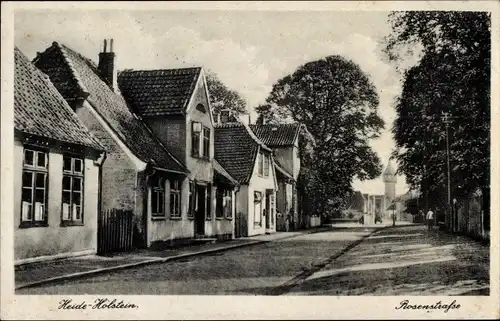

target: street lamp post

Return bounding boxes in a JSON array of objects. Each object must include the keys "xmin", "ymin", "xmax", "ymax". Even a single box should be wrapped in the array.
[{"xmin": 443, "ymin": 112, "xmax": 452, "ymax": 231}]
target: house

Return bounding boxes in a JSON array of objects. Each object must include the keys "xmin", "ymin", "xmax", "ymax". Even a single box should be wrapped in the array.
[
  {"xmin": 214, "ymin": 112, "xmax": 278, "ymax": 237},
  {"xmin": 33, "ymin": 40, "xmax": 199, "ymax": 249},
  {"xmin": 14, "ymin": 47, "xmax": 105, "ymax": 264},
  {"xmin": 249, "ymin": 122, "xmax": 305, "ymax": 230},
  {"xmin": 117, "ymin": 60, "xmax": 237, "ymax": 241}
]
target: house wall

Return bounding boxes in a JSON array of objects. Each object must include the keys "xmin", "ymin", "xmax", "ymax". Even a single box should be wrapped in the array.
[
  {"xmin": 147, "ymin": 176, "xmax": 194, "ymax": 245},
  {"xmin": 208, "ymin": 186, "xmax": 235, "ymax": 240},
  {"xmin": 74, "ymin": 100, "xmax": 145, "ymax": 242},
  {"xmin": 185, "ymin": 74, "xmax": 214, "ymax": 183},
  {"xmin": 247, "ymin": 149, "xmax": 277, "ymax": 236},
  {"xmin": 14, "ymin": 141, "xmax": 100, "ymax": 261},
  {"xmin": 146, "ymin": 116, "xmax": 186, "ymax": 164}
]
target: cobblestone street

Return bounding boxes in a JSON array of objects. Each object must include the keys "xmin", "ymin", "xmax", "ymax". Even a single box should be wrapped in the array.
[
  {"xmin": 17, "ymin": 225, "xmax": 489, "ymax": 296},
  {"xmin": 288, "ymin": 225, "xmax": 489, "ymax": 295}
]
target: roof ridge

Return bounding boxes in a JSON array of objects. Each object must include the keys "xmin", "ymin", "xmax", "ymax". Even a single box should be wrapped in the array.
[
  {"xmin": 54, "ymin": 42, "xmax": 90, "ymax": 96},
  {"xmin": 181, "ymin": 67, "xmax": 202, "ymax": 112},
  {"xmin": 119, "ymin": 66, "xmax": 202, "ymax": 74}
]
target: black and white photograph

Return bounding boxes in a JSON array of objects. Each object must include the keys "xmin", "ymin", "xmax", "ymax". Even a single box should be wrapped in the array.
[{"xmin": 1, "ymin": 1, "xmax": 498, "ymax": 319}]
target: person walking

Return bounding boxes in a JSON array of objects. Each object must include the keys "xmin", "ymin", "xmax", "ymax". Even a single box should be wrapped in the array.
[{"xmin": 426, "ymin": 208, "xmax": 434, "ymax": 231}]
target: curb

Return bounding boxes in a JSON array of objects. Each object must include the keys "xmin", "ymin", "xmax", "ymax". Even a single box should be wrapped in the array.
[
  {"xmin": 268, "ymin": 225, "xmax": 391, "ymax": 295},
  {"xmin": 15, "ymin": 227, "xmax": 332, "ymax": 290}
]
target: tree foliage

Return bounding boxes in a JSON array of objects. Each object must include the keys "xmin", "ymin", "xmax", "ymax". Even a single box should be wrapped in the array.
[
  {"xmin": 258, "ymin": 55, "xmax": 385, "ymax": 215},
  {"xmin": 205, "ymin": 70, "xmax": 247, "ymax": 116},
  {"xmin": 385, "ymin": 11, "xmax": 491, "ymax": 203}
]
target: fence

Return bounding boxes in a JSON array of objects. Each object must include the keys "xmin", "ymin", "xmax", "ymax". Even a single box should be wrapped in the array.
[{"xmin": 98, "ymin": 208, "xmax": 134, "ymax": 254}]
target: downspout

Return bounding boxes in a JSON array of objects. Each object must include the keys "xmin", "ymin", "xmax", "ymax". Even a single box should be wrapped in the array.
[
  {"xmin": 142, "ymin": 162, "xmax": 157, "ymax": 248},
  {"xmin": 94, "ymin": 151, "xmax": 107, "ymax": 253}
]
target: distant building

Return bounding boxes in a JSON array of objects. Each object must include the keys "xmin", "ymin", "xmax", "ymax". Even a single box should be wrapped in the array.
[{"xmin": 214, "ymin": 111, "xmax": 277, "ymax": 237}]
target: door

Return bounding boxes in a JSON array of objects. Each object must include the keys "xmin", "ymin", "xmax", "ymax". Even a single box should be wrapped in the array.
[{"xmin": 195, "ymin": 184, "xmax": 206, "ymax": 235}]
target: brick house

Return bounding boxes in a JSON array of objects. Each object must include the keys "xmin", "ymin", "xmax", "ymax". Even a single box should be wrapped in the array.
[
  {"xmin": 33, "ymin": 41, "xmax": 193, "ymax": 248},
  {"xmin": 14, "ymin": 47, "xmax": 105, "ymax": 264},
  {"xmin": 249, "ymin": 123, "xmax": 309, "ymax": 230},
  {"xmin": 117, "ymin": 64, "xmax": 237, "ymax": 240},
  {"xmin": 214, "ymin": 112, "xmax": 277, "ymax": 237}
]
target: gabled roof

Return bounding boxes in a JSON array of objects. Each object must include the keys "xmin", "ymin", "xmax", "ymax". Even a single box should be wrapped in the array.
[
  {"xmin": 117, "ymin": 68, "xmax": 202, "ymax": 117},
  {"xmin": 14, "ymin": 47, "xmax": 103, "ymax": 151},
  {"xmin": 33, "ymin": 42, "xmax": 187, "ymax": 173},
  {"xmin": 249, "ymin": 123, "xmax": 301, "ymax": 147},
  {"xmin": 214, "ymin": 122, "xmax": 271, "ymax": 184}
]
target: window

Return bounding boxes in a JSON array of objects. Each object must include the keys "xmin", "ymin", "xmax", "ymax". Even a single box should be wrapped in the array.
[
  {"xmin": 224, "ymin": 189, "xmax": 232, "ymax": 219},
  {"xmin": 263, "ymin": 154, "xmax": 270, "ymax": 177},
  {"xmin": 188, "ymin": 181, "xmax": 195, "ymax": 218},
  {"xmin": 205, "ymin": 183, "xmax": 212, "ymax": 220},
  {"xmin": 151, "ymin": 176, "xmax": 165, "ymax": 218},
  {"xmin": 254, "ymin": 191, "xmax": 262, "ymax": 226},
  {"xmin": 216, "ymin": 188, "xmax": 232, "ymax": 219},
  {"xmin": 216, "ymin": 188, "xmax": 224, "ymax": 218},
  {"xmin": 258, "ymin": 153, "xmax": 263, "ymax": 176},
  {"xmin": 21, "ymin": 148, "xmax": 48, "ymax": 227},
  {"xmin": 202, "ymin": 127, "xmax": 210, "ymax": 158},
  {"xmin": 191, "ymin": 122, "xmax": 201, "ymax": 157},
  {"xmin": 62, "ymin": 156, "xmax": 84, "ymax": 225},
  {"xmin": 170, "ymin": 180, "xmax": 181, "ymax": 218},
  {"xmin": 196, "ymin": 104, "xmax": 206, "ymax": 113}
]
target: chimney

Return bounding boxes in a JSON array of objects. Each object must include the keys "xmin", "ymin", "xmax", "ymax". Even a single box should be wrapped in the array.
[{"xmin": 98, "ymin": 39, "xmax": 117, "ymax": 91}]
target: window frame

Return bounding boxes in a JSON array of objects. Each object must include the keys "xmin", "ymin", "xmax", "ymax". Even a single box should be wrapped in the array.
[
  {"xmin": 191, "ymin": 122, "xmax": 201, "ymax": 158},
  {"xmin": 187, "ymin": 180, "xmax": 195, "ymax": 219},
  {"xmin": 263, "ymin": 154, "xmax": 270, "ymax": 177},
  {"xmin": 61, "ymin": 155, "xmax": 85, "ymax": 226},
  {"xmin": 20, "ymin": 147, "xmax": 49, "ymax": 228},
  {"xmin": 215, "ymin": 187, "xmax": 224, "ymax": 219},
  {"xmin": 169, "ymin": 180, "xmax": 182, "ymax": 219},
  {"xmin": 205, "ymin": 183, "xmax": 212, "ymax": 220},
  {"xmin": 254, "ymin": 191, "xmax": 262, "ymax": 226},
  {"xmin": 224, "ymin": 189, "xmax": 233, "ymax": 220},
  {"xmin": 257, "ymin": 152, "xmax": 264, "ymax": 177},
  {"xmin": 151, "ymin": 176, "xmax": 166, "ymax": 219},
  {"xmin": 202, "ymin": 126, "xmax": 210, "ymax": 159}
]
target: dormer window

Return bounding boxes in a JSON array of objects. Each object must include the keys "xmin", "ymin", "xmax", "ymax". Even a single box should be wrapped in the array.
[{"xmin": 220, "ymin": 110, "xmax": 230, "ymax": 123}]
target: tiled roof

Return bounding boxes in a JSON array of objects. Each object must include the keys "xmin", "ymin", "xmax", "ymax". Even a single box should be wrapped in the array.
[
  {"xmin": 213, "ymin": 159, "xmax": 238, "ymax": 186},
  {"xmin": 118, "ymin": 68, "xmax": 201, "ymax": 117},
  {"xmin": 249, "ymin": 123, "xmax": 301, "ymax": 147},
  {"xmin": 214, "ymin": 122, "xmax": 271, "ymax": 184},
  {"xmin": 33, "ymin": 42, "xmax": 187, "ymax": 173},
  {"xmin": 14, "ymin": 47, "xmax": 103, "ymax": 151}
]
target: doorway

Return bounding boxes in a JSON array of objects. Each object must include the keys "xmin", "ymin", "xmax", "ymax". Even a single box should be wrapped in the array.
[{"xmin": 195, "ymin": 184, "xmax": 206, "ymax": 236}]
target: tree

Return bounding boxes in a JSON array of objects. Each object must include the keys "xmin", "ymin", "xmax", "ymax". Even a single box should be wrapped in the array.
[
  {"xmin": 259, "ymin": 55, "xmax": 385, "ymax": 215},
  {"xmin": 205, "ymin": 70, "xmax": 247, "ymax": 116},
  {"xmin": 385, "ymin": 11, "xmax": 491, "ymax": 205}
]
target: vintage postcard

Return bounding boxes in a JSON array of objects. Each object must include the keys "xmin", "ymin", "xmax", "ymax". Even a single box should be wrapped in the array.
[{"xmin": 1, "ymin": 1, "xmax": 498, "ymax": 319}]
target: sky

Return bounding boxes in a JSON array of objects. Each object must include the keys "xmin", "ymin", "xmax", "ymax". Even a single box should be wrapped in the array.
[{"xmin": 14, "ymin": 9, "xmax": 414, "ymax": 196}]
